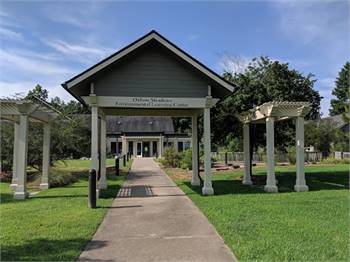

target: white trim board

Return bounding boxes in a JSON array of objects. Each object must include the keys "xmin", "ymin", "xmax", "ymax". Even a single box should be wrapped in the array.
[{"xmin": 82, "ymin": 96, "xmax": 219, "ymax": 109}]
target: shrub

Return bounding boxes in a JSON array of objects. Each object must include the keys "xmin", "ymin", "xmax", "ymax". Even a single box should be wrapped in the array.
[
  {"xmin": 0, "ymin": 171, "xmax": 13, "ymax": 182},
  {"xmin": 49, "ymin": 170, "xmax": 80, "ymax": 188},
  {"xmin": 160, "ymin": 147, "xmax": 180, "ymax": 168},
  {"xmin": 179, "ymin": 149, "xmax": 192, "ymax": 170},
  {"xmin": 287, "ymin": 146, "xmax": 296, "ymax": 164},
  {"xmin": 321, "ymin": 157, "xmax": 350, "ymax": 165}
]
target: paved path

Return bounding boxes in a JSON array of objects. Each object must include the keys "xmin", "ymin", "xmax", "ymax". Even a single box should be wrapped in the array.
[{"xmin": 79, "ymin": 158, "xmax": 236, "ymax": 262}]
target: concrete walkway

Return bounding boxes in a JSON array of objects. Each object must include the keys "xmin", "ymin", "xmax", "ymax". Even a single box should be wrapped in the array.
[{"xmin": 79, "ymin": 158, "xmax": 236, "ymax": 262}]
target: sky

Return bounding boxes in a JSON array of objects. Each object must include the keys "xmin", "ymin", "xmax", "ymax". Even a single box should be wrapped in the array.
[{"xmin": 0, "ymin": 0, "xmax": 348, "ymax": 116}]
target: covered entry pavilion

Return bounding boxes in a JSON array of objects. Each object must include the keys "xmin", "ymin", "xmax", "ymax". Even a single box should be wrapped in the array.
[{"xmin": 63, "ymin": 30, "xmax": 235, "ymax": 195}]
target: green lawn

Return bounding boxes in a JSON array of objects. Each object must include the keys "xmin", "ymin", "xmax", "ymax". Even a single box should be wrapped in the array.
[
  {"xmin": 168, "ymin": 164, "xmax": 349, "ymax": 262},
  {"xmin": 53, "ymin": 158, "xmax": 117, "ymax": 171},
  {"xmin": 0, "ymin": 159, "xmax": 132, "ymax": 261}
]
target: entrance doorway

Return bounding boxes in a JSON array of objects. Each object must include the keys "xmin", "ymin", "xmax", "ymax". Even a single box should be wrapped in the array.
[
  {"xmin": 136, "ymin": 142, "xmax": 142, "ymax": 157},
  {"xmin": 152, "ymin": 141, "xmax": 158, "ymax": 157},
  {"xmin": 142, "ymin": 142, "xmax": 150, "ymax": 157}
]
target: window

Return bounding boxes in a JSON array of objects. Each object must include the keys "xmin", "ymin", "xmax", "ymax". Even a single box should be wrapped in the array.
[
  {"xmin": 152, "ymin": 141, "xmax": 158, "ymax": 156},
  {"xmin": 128, "ymin": 141, "xmax": 133, "ymax": 155},
  {"xmin": 111, "ymin": 142, "xmax": 117, "ymax": 154},
  {"xmin": 178, "ymin": 141, "xmax": 184, "ymax": 152},
  {"xmin": 118, "ymin": 142, "xmax": 122, "ymax": 154}
]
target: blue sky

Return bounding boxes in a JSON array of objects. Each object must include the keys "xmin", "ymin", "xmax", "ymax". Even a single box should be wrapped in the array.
[{"xmin": 0, "ymin": 1, "xmax": 348, "ymax": 116}]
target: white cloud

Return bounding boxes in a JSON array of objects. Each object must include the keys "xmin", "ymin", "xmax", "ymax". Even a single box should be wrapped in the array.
[
  {"xmin": 0, "ymin": 81, "xmax": 75, "ymax": 101},
  {"xmin": 0, "ymin": 49, "xmax": 72, "ymax": 75},
  {"xmin": 274, "ymin": 0, "xmax": 348, "ymax": 45},
  {"xmin": 0, "ymin": 47, "xmax": 77, "ymax": 102},
  {"xmin": 43, "ymin": 39, "xmax": 107, "ymax": 57},
  {"xmin": 188, "ymin": 34, "xmax": 199, "ymax": 41},
  {"xmin": 42, "ymin": 38, "xmax": 114, "ymax": 64},
  {"xmin": 0, "ymin": 27, "xmax": 22, "ymax": 40},
  {"xmin": 318, "ymin": 77, "xmax": 335, "ymax": 89},
  {"xmin": 217, "ymin": 54, "xmax": 252, "ymax": 74},
  {"xmin": 49, "ymin": 14, "xmax": 86, "ymax": 28}
]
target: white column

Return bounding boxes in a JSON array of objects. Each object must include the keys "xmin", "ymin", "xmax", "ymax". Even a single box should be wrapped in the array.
[
  {"xmin": 191, "ymin": 114, "xmax": 200, "ymax": 186},
  {"xmin": 243, "ymin": 123, "xmax": 252, "ymax": 185},
  {"xmin": 150, "ymin": 141, "xmax": 153, "ymax": 157},
  {"xmin": 294, "ymin": 116, "xmax": 308, "ymax": 192},
  {"xmin": 99, "ymin": 115, "xmax": 107, "ymax": 189},
  {"xmin": 133, "ymin": 140, "xmax": 137, "ymax": 157},
  {"xmin": 202, "ymin": 107, "xmax": 214, "ymax": 195},
  {"xmin": 40, "ymin": 123, "xmax": 51, "ymax": 189},
  {"xmin": 10, "ymin": 121, "xmax": 19, "ymax": 189},
  {"xmin": 264, "ymin": 117, "xmax": 278, "ymax": 192},
  {"xmin": 121, "ymin": 136, "xmax": 127, "ymax": 155},
  {"xmin": 174, "ymin": 137, "xmax": 178, "ymax": 153},
  {"xmin": 159, "ymin": 136, "xmax": 163, "ymax": 157},
  {"xmin": 91, "ymin": 105, "xmax": 99, "ymax": 192},
  {"xmin": 14, "ymin": 114, "xmax": 29, "ymax": 200}
]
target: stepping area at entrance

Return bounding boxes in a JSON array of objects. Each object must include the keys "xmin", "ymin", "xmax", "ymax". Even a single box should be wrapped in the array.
[{"xmin": 79, "ymin": 158, "xmax": 236, "ymax": 262}]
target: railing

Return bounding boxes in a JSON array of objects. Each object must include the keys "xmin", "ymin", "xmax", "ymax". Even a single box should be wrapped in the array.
[
  {"xmin": 114, "ymin": 152, "xmax": 132, "ymax": 176},
  {"xmin": 212, "ymin": 151, "xmax": 324, "ymax": 164},
  {"xmin": 334, "ymin": 151, "xmax": 350, "ymax": 159}
]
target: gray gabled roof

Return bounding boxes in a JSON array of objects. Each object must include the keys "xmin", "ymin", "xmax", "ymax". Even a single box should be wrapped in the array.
[
  {"xmin": 107, "ymin": 116, "xmax": 174, "ymax": 134},
  {"xmin": 62, "ymin": 30, "xmax": 235, "ymax": 103},
  {"xmin": 317, "ymin": 113, "xmax": 349, "ymax": 129}
]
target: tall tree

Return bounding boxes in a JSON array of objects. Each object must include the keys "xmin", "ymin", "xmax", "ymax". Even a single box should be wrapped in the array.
[
  {"xmin": 329, "ymin": 62, "xmax": 350, "ymax": 116},
  {"xmin": 212, "ymin": 56, "xmax": 322, "ymax": 151},
  {"xmin": 0, "ymin": 86, "xmax": 91, "ymax": 171},
  {"xmin": 26, "ymin": 84, "xmax": 48, "ymax": 101}
]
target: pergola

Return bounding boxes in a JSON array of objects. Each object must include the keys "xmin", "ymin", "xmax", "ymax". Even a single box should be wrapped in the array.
[
  {"xmin": 0, "ymin": 98, "xmax": 60, "ymax": 199},
  {"xmin": 237, "ymin": 101, "xmax": 311, "ymax": 192}
]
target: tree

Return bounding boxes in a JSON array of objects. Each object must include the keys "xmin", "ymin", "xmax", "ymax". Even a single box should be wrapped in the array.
[
  {"xmin": 212, "ymin": 56, "xmax": 322, "ymax": 151},
  {"xmin": 304, "ymin": 120, "xmax": 343, "ymax": 157},
  {"xmin": 26, "ymin": 84, "xmax": 48, "ymax": 101},
  {"xmin": 173, "ymin": 117, "xmax": 191, "ymax": 133},
  {"xmin": 329, "ymin": 62, "xmax": 350, "ymax": 116},
  {"xmin": 50, "ymin": 97, "xmax": 90, "ymax": 115},
  {"xmin": 0, "ymin": 86, "xmax": 91, "ymax": 172}
]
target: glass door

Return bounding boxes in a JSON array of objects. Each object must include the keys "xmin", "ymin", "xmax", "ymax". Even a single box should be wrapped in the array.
[{"xmin": 137, "ymin": 142, "xmax": 142, "ymax": 157}]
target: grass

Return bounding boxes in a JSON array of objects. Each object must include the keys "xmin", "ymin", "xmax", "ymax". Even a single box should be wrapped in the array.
[
  {"xmin": 0, "ymin": 158, "xmax": 132, "ymax": 261},
  {"xmin": 24, "ymin": 158, "xmax": 123, "ymax": 189},
  {"xmin": 167, "ymin": 164, "xmax": 349, "ymax": 262},
  {"xmin": 53, "ymin": 158, "xmax": 116, "ymax": 171}
]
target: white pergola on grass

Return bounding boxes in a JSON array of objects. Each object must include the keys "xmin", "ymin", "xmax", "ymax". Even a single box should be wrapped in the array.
[
  {"xmin": 0, "ymin": 98, "xmax": 60, "ymax": 200},
  {"xmin": 237, "ymin": 101, "xmax": 311, "ymax": 193}
]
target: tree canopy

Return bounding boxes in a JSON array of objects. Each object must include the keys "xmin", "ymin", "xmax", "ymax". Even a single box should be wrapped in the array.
[
  {"xmin": 329, "ymin": 62, "xmax": 350, "ymax": 117},
  {"xmin": 1, "ymin": 86, "xmax": 91, "ymax": 171},
  {"xmin": 211, "ymin": 56, "xmax": 322, "ymax": 151}
]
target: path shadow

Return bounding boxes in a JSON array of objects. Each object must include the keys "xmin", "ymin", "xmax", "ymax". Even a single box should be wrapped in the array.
[
  {"xmin": 1, "ymin": 238, "xmax": 108, "ymax": 261},
  {"xmin": 117, "ymin": 185, "xmax": 155, "ymax": 198},
  {"xmin": 97, "ymin": 205, "xmax": 143, "ymax": 209},
  {"xmin": 99, "ymin": 184, "xmax": 122, "ymax": 199},
  {"xmin": 185, "ymin": 170, "xmax": 349, "ymax": 196}
]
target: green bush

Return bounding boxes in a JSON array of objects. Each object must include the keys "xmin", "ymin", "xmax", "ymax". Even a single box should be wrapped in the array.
[
  {"xmin": 49, "ymin": 170, "xmax": 80, "ymax": 188},
  {"xmin": 179, "ymin": 149, "xmax": 192, "ymax": 170},
  {"xmin": 287, "ymin": 146, "xmax": 296, "ymax": 164},
  {"xmin": 321, "ymin": 157, "xmax": 350, "ymax": 165},
  {"xmin": 160, "ymin": 147, "xmax": 180, "ymax": 168}
]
